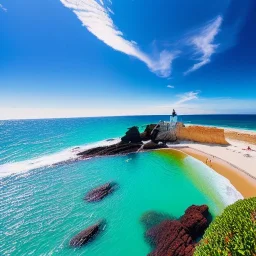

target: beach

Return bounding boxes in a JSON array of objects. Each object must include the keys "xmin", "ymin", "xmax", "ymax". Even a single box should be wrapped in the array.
[{"xmin": 168, "ymin": 126, "xmax": 256, "ymax": 198}]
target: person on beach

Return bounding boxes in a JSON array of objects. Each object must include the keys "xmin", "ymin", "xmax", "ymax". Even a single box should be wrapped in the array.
[{"xmin": 242, "ymin": 146, "xmax": 253, "ymax": 151}]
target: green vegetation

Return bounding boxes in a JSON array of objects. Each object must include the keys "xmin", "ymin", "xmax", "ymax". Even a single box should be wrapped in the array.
[{"xmin": 194, "ymin": 197, "xmax": 256, "ymax": 256}]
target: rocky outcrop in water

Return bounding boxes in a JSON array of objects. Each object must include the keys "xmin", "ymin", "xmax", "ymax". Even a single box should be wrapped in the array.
[
  {"xmin": 121, "ymin": 126, "xmax": 142, "ymax": 143},
  {"xmin": 180, "ymin": 205, "xmax": 209, "ymax": 239},
  {"xmin": 69, "ymin": 220, "xmax": 105, "ymax": 247},
  {"xmin": 85, "ymin": 182, "xmax": 117, "ymax": 202},
  {"xmin": 76, "ymin": 123, "xmax": 177, "ymax": 159},
  {"xmin": 145, "ymin": 205, "xmax": 210, "ymax": 256},
  {"xmin": 77, "ymin": 142, "xmax": 142, "ymax": 158}
]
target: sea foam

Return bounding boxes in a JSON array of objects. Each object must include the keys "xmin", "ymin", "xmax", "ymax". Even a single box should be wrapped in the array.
[
  {"xmin": 0, "ymin": 138, "xmax": 120, "ymax": 178},
  {"xmin": 185, "ymin": 156, "xmax": 243, "ymax": 210}
]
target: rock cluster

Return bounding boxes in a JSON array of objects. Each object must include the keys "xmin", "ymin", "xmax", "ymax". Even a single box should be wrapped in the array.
[
  {"xmin": 146, "ymin": 205, "xmax": 210, "ymax": 256},
  {"xmin": 85, "ymin": 182, "xmax": 117, "ymax": 202}
]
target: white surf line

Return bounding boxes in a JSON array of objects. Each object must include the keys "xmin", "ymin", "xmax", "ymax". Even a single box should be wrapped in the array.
[{"xmin": 0, "ymin": 138, "xmax": 121, "ymax": 178}]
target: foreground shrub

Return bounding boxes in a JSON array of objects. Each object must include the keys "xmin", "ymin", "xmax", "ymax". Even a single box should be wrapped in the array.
[{"xmin": 194, "ymin": 197, "xmax": 256, "ymax": 256}]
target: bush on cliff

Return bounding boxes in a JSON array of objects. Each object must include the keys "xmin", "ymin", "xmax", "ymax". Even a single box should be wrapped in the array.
[{"xmin": 194, "ymin": 197, "xmax": 256, "ymax": 256}]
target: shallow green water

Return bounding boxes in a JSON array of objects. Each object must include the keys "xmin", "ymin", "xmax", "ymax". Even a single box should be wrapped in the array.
[{"xmin": 0, "ymin": 150, "xmax": 241, "ymax": 256}]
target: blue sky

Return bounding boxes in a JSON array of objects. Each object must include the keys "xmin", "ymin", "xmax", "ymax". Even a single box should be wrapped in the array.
[{"xmin": 0, "ymin": 0, "xmax": 256, "ymax": 119}]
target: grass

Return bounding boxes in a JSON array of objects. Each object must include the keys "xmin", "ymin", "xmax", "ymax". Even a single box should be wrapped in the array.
[{"xmin": 194, "ymin": 197, "xmax": 256, "ymax": 256}]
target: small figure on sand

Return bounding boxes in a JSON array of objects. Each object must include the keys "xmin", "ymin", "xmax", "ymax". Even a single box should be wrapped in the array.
[{"xmin": 242, "ymin": 146, "xmax": 255, "ymax": 151}]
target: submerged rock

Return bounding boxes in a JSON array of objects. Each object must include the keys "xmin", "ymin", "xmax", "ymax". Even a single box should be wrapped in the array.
[
  {"xmin": 140, "ymin": 211, "xmax": 174, "ymax": 231},
  {"xmin": 69, "ymin": 220, "xmax": 105, "ymax": 247},
  {"xmin": 85, "ymin": 182, "xmax": 117, "ymax": 202},
  {"xmin": 145, "ymin": 205, "xmax": 211, "ymax": 256}
]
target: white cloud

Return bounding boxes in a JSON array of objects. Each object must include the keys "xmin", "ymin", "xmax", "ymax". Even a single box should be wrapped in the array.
[
  {"xmin": 59, "ymin": 0, "xmax": 176, "ymax": 77},
  {"xmin": 99, "ymin": 0, "xmax": 104, "ymax": 6},
  {"xmin": 0, "ymin": 3, "xmax": 7, "ymax": 12},
  {"xmin": 167, "ymin": 85, "xmax": 174, "ymax": 88},
  {"xmin": 175, "ymin": 91, "xmax": 200, "ymax": 105},
  {"xmin": 107, "ymin": 7, "xmax": 114, "ymax": 15},
  {"xmin": 185, "ymin": 16, "xmax": 223, "ymax": 75}
]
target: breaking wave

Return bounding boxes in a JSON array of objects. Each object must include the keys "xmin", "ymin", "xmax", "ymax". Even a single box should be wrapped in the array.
[{"xmin": 0, "ymin": 138, "xmax": 120, "ymax": 178}]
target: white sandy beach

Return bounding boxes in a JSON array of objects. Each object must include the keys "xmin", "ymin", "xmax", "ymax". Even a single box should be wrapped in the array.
[
  {"xmin": 167, "ymin": 127, "xmax": 256, "ymax": 198},
  {"xmin": 180, "ymin": 139, "xmax": 256, "ymax": 177}
]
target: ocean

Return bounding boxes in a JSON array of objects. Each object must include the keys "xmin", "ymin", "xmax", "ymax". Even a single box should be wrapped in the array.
[{"xmin": 0, "ymin": 115, "xmax": 248, "ymax": 255}]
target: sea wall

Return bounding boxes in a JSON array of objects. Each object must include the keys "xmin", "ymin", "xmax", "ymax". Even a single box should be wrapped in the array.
[
  {"xmin": 224, "ymin": 130, "xmax": 256, "ymax": 145},
  {"xmin": 176, "ymin": 123, "xmax": 229, "ymax": 145}
]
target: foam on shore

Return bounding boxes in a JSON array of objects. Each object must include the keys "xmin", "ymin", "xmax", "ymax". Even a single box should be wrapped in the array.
[
  {"xmin": 0, "ymin": 138, "xmax": 120, "ymax": 178},
  {"xmin": 184, "ymin": 156, "xmax": 243, "ymax": 210}
]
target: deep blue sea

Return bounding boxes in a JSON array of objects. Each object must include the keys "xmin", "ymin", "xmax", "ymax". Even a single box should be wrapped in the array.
[{"xmin": 0, "ymin": 115, "xmax": 246, "ymax": 255}]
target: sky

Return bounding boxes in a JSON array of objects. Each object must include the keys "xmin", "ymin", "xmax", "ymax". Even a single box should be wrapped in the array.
[{"xmin": 0, "ymin": 0, "xmax": 256, "ymax": 119}]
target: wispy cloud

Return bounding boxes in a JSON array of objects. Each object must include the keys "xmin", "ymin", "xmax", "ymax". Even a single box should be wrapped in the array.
[
  {"xmin": 184, "ymin": 16, "xmax": 223, "ymax": 75},
  {"xmin": 167, "ymin": 85, "xmax": 174, "ymax": 88},
  {"xmin": 60, "ymin": 0, "xmax": 176, "ymax": 77},
  {"xmin": 0, "ymin": 3, "xmax": 7, "ymax": 12},
  {"xmin": 175, "ymin": 91, "xmax": 200, "ymax": 105},
  {"xmin": 107, "ymin": 7, "xmax": 114, "ymax": 15}
]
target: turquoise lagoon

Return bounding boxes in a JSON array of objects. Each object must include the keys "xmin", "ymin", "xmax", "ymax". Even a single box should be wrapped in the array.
[{"xmin": 0, "ymin": 117, "xmax": 243, "ymax": 255}]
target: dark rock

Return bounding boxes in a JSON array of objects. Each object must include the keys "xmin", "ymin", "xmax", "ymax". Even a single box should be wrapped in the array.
[
  {"xmin": 85, "ymin": 182, "xmax": 117, "ymax": 202},
  {"xmin": 145, "ymin": 205, "xmax": 210, "ymax": 256},
  {"xmin": 180, "ymin": 205, "xmax": 209, "ymax": 239},
  {"xmin": 146, "ymin": 220, "xmax": 195, "ymax": 256},
  {"xmin": 140, "ymin": 124, "xmax": 157, "ymax": 141},
  {"xmin": 77, "ymin": 142, "xmax": 142, "ymax": 158},
  {"xmin": 143, "ymin": 141, "xmax": 168, "ymax": 150},
  {"xmin": 69, "ymin": 220, "xmax": 105, "ymax": 247},
  {"xmin": 121, "ymin": 126, "xmax": 142, "ymax": 143},
  {"xmin": 151, "ymin": 126, "xmax": 160, "ymax": 143}
]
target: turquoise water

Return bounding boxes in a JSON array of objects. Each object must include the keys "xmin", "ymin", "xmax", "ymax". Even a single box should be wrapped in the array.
[
  {"xmin": 0, "ymin": 115, "xmax": 255, "ymax": 165},
  {"xmin": 0, "ymin": 116, "xmax": 244, "ymax": 255},
  {"xmin": 0, "ymin": 115, "xmax": 255, "ymax": 166},
  {"xmin": 0, "ymin": 150, "xmax": 240, "ymax": 256}
]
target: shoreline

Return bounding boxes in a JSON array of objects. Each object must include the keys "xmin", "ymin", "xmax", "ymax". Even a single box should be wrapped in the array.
[{"xmin": 174, "ymin": 146, "xmax": 256, "ymax": 198}]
